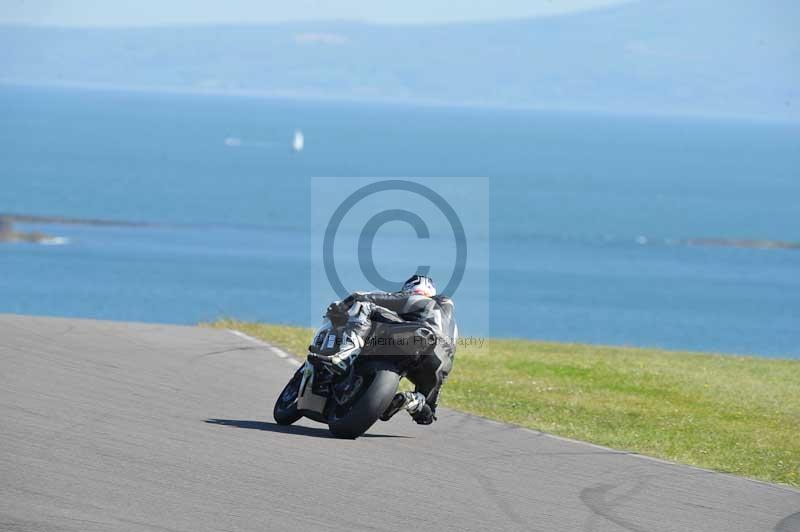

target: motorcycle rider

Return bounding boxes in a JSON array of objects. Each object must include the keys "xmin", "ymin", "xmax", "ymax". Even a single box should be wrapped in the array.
[{"xmin": 319, "ymin": 274, "xmax": 456, "ymax": 425}]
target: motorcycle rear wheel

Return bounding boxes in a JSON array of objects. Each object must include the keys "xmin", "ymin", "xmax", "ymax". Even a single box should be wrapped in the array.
[{"xmin": 327, "ymin": 368, "xmax": 400, "ymax": 439}]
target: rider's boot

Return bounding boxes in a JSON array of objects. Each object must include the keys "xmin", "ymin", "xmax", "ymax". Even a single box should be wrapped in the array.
[{"xmin": 380, "ymin": 391, "xmax": 426, "ymax": 421}]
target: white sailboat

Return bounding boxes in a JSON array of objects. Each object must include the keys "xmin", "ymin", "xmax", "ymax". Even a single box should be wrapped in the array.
[{"xmin": 292, "ymin": 129, "xmax": 304, "ymax": 152}]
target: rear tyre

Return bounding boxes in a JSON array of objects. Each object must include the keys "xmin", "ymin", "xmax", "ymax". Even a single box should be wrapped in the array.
[
  {"xmin": 328, "ymin": 368, "xmax": 400, "ymax": 439},
  {"xmin": 273, "ymin": 371, "xmax": 303, "ymax": 425}
]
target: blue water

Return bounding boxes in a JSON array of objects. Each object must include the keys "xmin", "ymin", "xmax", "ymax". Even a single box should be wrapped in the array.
[{"xmin": 2, "ymin": 86, "xmax": 799, "ymax": 357}]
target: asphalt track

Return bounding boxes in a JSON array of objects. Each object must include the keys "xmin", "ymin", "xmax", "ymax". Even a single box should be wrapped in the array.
[{"xmin": 1, "ymin": 314, "xmax": 797, "ymax": 532}]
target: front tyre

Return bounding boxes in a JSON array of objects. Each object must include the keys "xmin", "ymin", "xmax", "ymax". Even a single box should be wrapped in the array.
[
  {"xmin": 328, "ymin": 369, "xmax": 400, "ymax": 439},
  {"xmin": 273, "ymin": 371, "xmax": 303, "ymax": 425}
]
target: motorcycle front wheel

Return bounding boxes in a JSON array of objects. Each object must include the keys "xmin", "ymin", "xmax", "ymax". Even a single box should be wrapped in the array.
[{"xmin": 273, "ymin": 370, "xmax": 303, "ymax": 425}]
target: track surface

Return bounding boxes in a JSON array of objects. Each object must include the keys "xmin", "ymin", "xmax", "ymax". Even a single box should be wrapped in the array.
[{"xmin": 1, "ymin": 315, "xmax": 797, "ymax": 532}]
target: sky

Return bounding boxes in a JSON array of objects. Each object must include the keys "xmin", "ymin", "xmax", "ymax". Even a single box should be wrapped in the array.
[{"xmin": 0, "ymin": 0, "xmax": 636, "ymax": 26}]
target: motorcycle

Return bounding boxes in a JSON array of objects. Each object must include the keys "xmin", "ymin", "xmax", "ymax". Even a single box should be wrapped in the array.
[{"xmin": 273, "ymin": 311, "xmax": 437, "ymax": 439}]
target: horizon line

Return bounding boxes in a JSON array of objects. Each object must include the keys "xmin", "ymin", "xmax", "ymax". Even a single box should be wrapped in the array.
[
  {"xmin": 2, "ymin": 79, "xmax": 798, "ymax": 126},
  {"xmin": 0, "ymin": 3, "xmax": 639, "ymax": 31}
]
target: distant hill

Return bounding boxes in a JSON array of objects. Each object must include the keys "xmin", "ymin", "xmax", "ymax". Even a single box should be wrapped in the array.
[{"xmin": 2, "ymin": 0, "xmax": 798, "ymax": 120}]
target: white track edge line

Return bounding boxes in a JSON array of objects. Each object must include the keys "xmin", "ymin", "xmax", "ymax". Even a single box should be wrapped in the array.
[
  {"xmin": 451, "ymin": 411, "xmax": 800, "ymax": 494},
  {"xmin": 227, "ymin": 329, "xmax": 300, "ymax": 365}
]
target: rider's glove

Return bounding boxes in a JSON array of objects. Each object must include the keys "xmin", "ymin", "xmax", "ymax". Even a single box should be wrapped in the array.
[
  {"xmin": 325, "ymin": 301, "xmax": 349, "ymax": 324},
  {"xmin": 326, "ymin": 294, "xmax": 358, "ymax": 319}
]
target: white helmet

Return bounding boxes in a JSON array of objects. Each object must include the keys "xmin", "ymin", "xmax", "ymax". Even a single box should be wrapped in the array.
[{"xmin": 401, "ymin": 274, "xmax": 436, "ymax": 297}]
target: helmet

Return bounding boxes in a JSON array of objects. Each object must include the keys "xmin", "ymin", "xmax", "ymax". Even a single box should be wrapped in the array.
[{"xmin": 401, "ymin": 274, "xmax": 436, "ymax": 297}]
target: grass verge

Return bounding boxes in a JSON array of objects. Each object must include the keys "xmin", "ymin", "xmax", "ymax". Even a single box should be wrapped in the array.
[{"xmin": 208, "ymin": 319, "xmax": 800, "ymax": 487}]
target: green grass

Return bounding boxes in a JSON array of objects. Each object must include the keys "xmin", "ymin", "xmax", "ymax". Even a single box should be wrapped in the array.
[{"xmin": 208, "ymin": 319, "xmax": 800, "ymax": 487}]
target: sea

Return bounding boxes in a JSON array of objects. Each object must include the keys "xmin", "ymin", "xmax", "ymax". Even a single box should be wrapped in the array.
[{"xmin": 1, "ymin": 85, "xmax": 799, "ymax": 358}]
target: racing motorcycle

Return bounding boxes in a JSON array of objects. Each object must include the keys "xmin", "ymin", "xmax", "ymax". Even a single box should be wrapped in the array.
[{"xmin": 273, "ymin": 311, "xmax": 437, "ymax": 439}]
